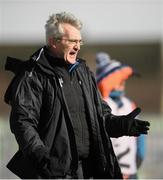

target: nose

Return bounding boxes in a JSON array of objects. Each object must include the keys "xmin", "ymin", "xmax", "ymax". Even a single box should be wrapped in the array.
[{"xmin": 74, "ymin": 42, "xmax": 80, "ymax": 50}]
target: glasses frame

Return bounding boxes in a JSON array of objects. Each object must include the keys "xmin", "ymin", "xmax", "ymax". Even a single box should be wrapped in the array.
[{"xmin": 56, "ymin": 38, "xmax": 84, "ymax": 46}]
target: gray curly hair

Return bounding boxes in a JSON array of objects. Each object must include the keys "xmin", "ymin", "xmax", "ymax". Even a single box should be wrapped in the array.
[{"xmin": 45, "ymin": 12, "xmax": 82, "ymax": 45}]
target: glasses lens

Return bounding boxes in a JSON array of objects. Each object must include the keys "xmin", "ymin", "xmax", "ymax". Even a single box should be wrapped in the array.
[
  {"xmin": 56, "ymin": 38, "xmax": 84, "ymax": 46},
  {"xmin": 80, "ymin": 41, "xmax": 84, "ymax": 45}
]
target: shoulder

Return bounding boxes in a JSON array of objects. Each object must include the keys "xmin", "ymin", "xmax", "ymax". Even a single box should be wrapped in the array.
[
  {"xmin": 77, "ymin": 58, "xmax": 94, "ymax": 76},
  {"xmin": 4, "ymin": 61, "xmax": 45, "ymax": 103}
]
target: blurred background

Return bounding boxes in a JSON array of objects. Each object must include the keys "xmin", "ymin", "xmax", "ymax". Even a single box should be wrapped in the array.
[{"xmin": 0, "ymin": 0, "xmax": 163, "ymax": 178}]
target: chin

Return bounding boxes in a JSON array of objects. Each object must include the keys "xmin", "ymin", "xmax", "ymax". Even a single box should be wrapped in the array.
[{"xmin": 68, "ymin": 58, "xmax": 76, "ymax": 64}]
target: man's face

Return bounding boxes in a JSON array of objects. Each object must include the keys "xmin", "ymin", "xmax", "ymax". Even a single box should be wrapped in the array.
[{"xmin": 51, "ymin": 23, "xmax": 82, "ymax": 64}]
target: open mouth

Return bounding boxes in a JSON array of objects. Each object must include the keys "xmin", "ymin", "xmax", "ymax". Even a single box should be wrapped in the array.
[
  {"xmin": 69, "ymin": 51, "xmax": 77, "ymax": 58},
  {"xmin": 69, "ymin": 51, "xmax": 76, "ymax": 56}
]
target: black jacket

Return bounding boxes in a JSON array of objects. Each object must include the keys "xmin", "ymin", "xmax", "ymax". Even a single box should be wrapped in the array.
[{"xmin": 4, "ymin": 47, "xmax": 122, "ymax": 179}]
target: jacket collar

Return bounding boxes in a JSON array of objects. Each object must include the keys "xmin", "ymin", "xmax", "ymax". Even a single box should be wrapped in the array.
[
  {"xmin": 31, "ymin": 46, "xmax": 84, "ymax": 76},
  {"xmin": 5, "ymin": 46, "xmax": 85, "ymax": 77}
]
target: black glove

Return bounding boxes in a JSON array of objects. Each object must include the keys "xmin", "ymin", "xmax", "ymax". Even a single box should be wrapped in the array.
[
  {"xmin": 106, "ymin": 107, "xmax": 150, "ymax": 137},
  {"xmin": 121, "ymin": 107, "xmax": 150, "ymax": 136}
]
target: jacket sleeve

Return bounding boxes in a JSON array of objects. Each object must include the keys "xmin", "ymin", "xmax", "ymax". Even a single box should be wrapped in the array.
[
  {"xmin": 89, "ymin": 70, "xmax": 112, "ymax": 116},
  {"xmin": 9, "ymin": 71, "xmax": 49, "ymax": 169},
  {"xmin": 88, "ymin": 67, "xmax": 123, "ymax": 138},
  {"xmin": 89, "ymin": 69, "xmax": 127, "ymax": 137}
]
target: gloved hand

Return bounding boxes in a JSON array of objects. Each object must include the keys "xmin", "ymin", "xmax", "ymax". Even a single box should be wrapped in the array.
[
  {"xmin": 120, "ymin": 107, "xmax": 150, "ymax": 136},
  {"xmin": 105, "ymin": 107, "xmax": 150, "ymax": 137}
]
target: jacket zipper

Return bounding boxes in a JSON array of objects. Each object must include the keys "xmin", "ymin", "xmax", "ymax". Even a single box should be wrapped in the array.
[{"xmin": 57, "ymin": 77, "xmax": 79, "ymax": 175}]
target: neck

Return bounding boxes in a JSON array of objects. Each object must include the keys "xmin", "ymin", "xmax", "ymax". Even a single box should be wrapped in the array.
[{"xmin": 47, "ymin": 46, "xmax": 59, "ymax": 58}]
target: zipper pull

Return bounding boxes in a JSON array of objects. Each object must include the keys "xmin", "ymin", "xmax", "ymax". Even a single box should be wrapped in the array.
[
  {"xmin": 79, "ymin": 80, "xmax": 82, "ymax": 85},
  {"xmin": 28, "ymin": 71, "xmax": 33, "ymax": 77},
  {"xmin": 59, "ymin": 78, "xmax": 63, "ymax": 87}
]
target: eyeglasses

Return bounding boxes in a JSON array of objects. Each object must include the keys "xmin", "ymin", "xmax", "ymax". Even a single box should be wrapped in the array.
[{"xmin": 56, "ymin": 38, "xmax": 84, "ymax": 46}]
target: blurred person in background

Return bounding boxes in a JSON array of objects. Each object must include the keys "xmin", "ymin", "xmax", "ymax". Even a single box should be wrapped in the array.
[
  {"xmin": 96, "ymin": 52, "xmax": 146, "ymax": 179},
  {"xmin": 4, "ymin": 12, "xmax": 149, "ymax": 179}
]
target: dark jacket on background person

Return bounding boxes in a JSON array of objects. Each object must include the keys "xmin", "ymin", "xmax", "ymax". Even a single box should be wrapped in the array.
[{"xmin": 4, "ymin": 47, "xmax": 122, "ymax": 179}]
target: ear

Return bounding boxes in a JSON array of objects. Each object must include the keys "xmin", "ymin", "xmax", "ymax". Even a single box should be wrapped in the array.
[{"xmin": 48, "ymin": 37, "xmax": 57, "ymax": 48}]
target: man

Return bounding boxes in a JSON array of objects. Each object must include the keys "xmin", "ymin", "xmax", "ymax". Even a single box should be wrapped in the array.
[
  {"xmin": 96, "ymin": 52, "xmax": 146, "ymax": 179},
  {"xmin": 4, "ymin": 12, "xmax": 150, "ymax": 179}
]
